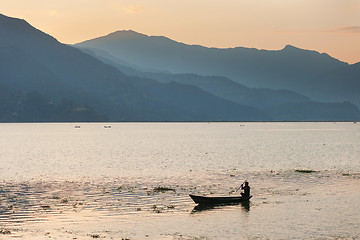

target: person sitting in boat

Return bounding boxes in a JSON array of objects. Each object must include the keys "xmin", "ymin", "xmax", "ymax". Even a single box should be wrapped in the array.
[{"xmin": 241, "ymin": 181, "xmax": 250, "ymax": 197}]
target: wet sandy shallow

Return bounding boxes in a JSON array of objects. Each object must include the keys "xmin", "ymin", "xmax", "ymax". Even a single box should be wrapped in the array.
[{"xmin": 1, "ymin": 170, "xmax": 359, "ymax": 239}]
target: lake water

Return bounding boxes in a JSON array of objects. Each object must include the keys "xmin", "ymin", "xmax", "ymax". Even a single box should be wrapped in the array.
[{"xmin": 0, "ymin": 122, "xmax": 359, "ymax": 239}]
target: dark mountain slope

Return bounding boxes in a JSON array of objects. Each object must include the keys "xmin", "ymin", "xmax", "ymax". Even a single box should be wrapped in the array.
[
  {"xmin": 272, "ymin": 102, "xmax": 360, "ymax": 121},
  {"xmin": 0, "ymin": 83, "xmax": 107, "ymax": 122},
  {"xmin": 76, "ymin": 46, "xmax": 311, "ymax": 109},
  {"xmin": 0, "ymin": 14, "xmax": 270, "ymax": 121},
  {"xmin": 0, "ymin": 14, "xmax": 130, "ymax": 98},
  {"xmin": 76, "ymin": 30, "xmax": 347, "ymax": 87},
  {"xmin": 76, "ymin": 30, "xmax": 360, "ymax": 107},
  {"xmin": 140, "ymin": 73, "xmax": 311, "ymax": 108},
  {"xmin": 308, "ymin": 62, "xmax": 360, "ymax": 105},
  {"xmin": 79, "ymin": 47, "xmax": 360, "ymax": 121},
  {"xmin": 134, "ymin": 79, "xmax": 268, "ymax": 121}
]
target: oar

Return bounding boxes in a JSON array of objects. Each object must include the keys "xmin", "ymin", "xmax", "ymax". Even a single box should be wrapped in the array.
[{"xmin": 235, "ymin": 180, "xmax": 247, "ymax": 192}]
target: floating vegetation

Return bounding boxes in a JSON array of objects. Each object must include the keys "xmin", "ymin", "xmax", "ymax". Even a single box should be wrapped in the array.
[
  {"xmin": 152, "ymin": 187, "xmax": 176, "ymax": 193},
  {"xmin": 295, "ymin": 170, "xmax": 318, "ymax": 173},
  {"xmin": 41, "ymin": 205, "xmax": 51, "ymax": 210},
  {"xmin": 342, "ymin": 172, "xmax": 360, "ymax": 179},
  {"xmin": 151, "ymin": 205, "xmax": 163, "ymax": 213},
  {"xmin": 0, "ymin": 229, "xmax": 11, "ymax": 235},
  {"xmin": 61, "ymin": 198, "xmax": 69, "ymax": 204},
  {"xmin": 168, "ymin": 233, "xmax": 210, "ymax": 240},
  {"xmin": 89, "ymin": 233, "xmax": 100, "ymax": 238}
]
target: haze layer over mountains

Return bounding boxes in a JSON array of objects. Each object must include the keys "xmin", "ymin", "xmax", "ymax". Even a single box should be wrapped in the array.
[{"xmin": 1, "ymin": 14, "xmax": 359, "ymax": 122}]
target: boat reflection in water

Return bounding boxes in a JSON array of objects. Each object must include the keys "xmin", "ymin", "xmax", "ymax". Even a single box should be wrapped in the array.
[{"xmin": 191, "ymin": 200, "xmax": 250, "ymax": 213}]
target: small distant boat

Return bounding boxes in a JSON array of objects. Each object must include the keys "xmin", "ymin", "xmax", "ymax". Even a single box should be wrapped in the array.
[
  {"xmin": 74, "ymin": 125, "xmax": 81, "ymax": 128},
  {"xmin": 104, "ymin": 125, "xmax": 112, "ymax": 128},
  {"xmin": 189, "ymin": 194, "xmax": 252, "ymax": 204}
]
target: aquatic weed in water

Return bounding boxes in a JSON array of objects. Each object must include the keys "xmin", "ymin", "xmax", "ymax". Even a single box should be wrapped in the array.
[
  {"xmin": 0, "ymin": 229, "xmax": 11, "ymax": 235},
  {"xmin": 153, "ymin": 187, "xmax": 176, "ymax": 193},
  {"xmin": 295, "ymin": 170, "xmax": 318, "ymax": 173},
  {"xmin": 89, "ymin": 234, "xmax": 100, "ymax": 238}
]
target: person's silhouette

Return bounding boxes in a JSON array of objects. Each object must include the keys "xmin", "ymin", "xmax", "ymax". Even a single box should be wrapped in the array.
[{"xmin": 241, "ymin": 181, "xmax": 250, "ymax": 197}]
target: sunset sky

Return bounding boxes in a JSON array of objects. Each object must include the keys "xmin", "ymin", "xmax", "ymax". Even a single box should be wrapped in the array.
[{"xmin": 1, "ymin": 0, "xmax": 359, "ymax": 64}]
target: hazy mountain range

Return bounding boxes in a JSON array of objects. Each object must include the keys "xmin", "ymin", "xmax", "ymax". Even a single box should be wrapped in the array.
[
  {"xmin": 1, "ymin": 14, "xmax": 359, "ymax": 122},
  {"xmin": 77, "ymin": 30, "xmax": 360, "ymax": 108}
]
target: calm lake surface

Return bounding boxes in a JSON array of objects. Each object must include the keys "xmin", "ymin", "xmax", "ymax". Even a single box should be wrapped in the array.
[{"xmin": 0, "ymin": 122, "xmax": 359, "ymax": 239}]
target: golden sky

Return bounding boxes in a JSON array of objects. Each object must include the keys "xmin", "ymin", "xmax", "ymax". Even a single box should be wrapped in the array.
[{"xmin": 1, "ymin": 0, "xmax": 360, "ymax": 63}]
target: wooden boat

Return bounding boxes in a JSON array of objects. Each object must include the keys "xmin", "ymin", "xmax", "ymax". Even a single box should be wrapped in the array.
[
  {"xmin": 189, "ymin": 194, "xmax": 252, "ymax": 204},
  {"xmin": 191, "ymin": 200, "xmax": 250, "ymax": 213}
]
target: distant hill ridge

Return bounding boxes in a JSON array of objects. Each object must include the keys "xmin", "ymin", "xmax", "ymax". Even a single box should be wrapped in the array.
[
  {"xmin": 80, "ymin": 30, "xmax": 341, "ymax": 60},
  {"xmin": 1, "ymin": 13, "xmax": 360, "ymax": 121},
  {"xmin": 76, "ymin": 30, "xmax": 360, "ymax": 108},
  {"xmin": 78, "ymin": 44, "xmax": 360, "ymax": 121},
  {"xmin": 0, "ymin": 14, "xmax": 272, "ymax": 121}
]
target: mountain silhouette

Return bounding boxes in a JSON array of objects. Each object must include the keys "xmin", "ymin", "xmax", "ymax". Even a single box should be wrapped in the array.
[
  {"xmin": 76, "ymin": 30, "xmax": 360, "ymax": 108},
  {"xmin": 1, "ymin": 14, "xmax": 359, "ymax": 121},
  {"xmin": 0, "ymin": 14, "xmax": 271, "ymax": 121},
  {"xmin": 78, "ymin": 44, "xmax": 360, "ymax": 121}
]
